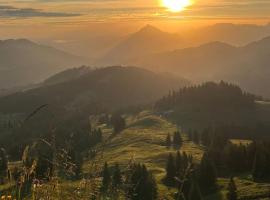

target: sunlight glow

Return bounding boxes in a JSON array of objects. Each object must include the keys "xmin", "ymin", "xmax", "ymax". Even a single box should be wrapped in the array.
[{"xmin": 162, "ymin": 0, "xmax": 192, "ymax": 12}]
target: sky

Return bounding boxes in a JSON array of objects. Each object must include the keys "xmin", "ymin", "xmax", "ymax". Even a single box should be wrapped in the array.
[
  {"xmin": 1, "ymin": 0, "xmax": 270, "ymax": 26},
  {"xmin": 0, "ymin": 0, "xmax": 269, "ymax": 56}
]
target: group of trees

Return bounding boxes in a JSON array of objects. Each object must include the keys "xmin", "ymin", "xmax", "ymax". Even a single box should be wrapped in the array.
[
  {"xmin": 165, "ymin": 151, "xmax": 193, "ymax": 185},
  {"xmin": 100, "ymin": 162, "xmax": 122, "ymax": 195},
  {"xmin": 163, "ymin": 138, "xmax": 243, "ymax": 200},
  {"xmin": 189, "ymin": 124, "xmax": 270, "ymax": 187},
  {"xmin": 165, "ymin": 151, "xmax": 217, "ymax": 199},
  {"xmin": 100, "ymin": 162, "xmax": 158, "ymax": 200},
  {"xmin": 0, "ymin": 122, "xmax": 105, "ymax": 199},
  {"xmin": 166, "ymin": 131, "xmax": 183, "ymax": 148},
  {"xmin": 156, "ymin": 81, "xmax": 256, "ymax": 112}
]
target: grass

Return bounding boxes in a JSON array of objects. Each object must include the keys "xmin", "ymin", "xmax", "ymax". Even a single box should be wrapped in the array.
[
  {"xmin": 86, "ymin": 111, "xmax": 270, "ymax": 200},
  {"xmin": 83, "ymin": 111, "xmax": 204, "ymax": 199},
  {"xmin": 3, "ymin": 111, "xmax": 270, "ymax": 199},
  {"xmin": 230, "ymin": 139, "xmax": 252, "ymax": 146},
  {"xmin": 205, "ymin": 177, "xmax": 270, "ymax": 200}
]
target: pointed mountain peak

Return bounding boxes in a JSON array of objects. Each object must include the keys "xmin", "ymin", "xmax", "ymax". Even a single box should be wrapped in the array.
[{"xmin": 136, "ymin": 24, "xmax": 165, "ymax": 36}]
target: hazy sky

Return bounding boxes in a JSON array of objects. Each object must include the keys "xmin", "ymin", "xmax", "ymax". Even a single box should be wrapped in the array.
[
  {"xmin": 0, "ymin": 0, "xmax": 269, "ymax": 56},
  {"xmin": 1, "ymin": 0, "xmax": 269, "ymax": 26}
]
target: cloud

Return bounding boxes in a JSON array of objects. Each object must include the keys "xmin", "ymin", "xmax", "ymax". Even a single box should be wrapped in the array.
[{"xmin": 0, "ymin": 5, "xmax": 80, "ymax": 18}]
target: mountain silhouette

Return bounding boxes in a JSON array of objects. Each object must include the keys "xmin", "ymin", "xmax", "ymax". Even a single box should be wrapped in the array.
[{"xmin": 0, "ymin": 39, "xmax": 86, "ymax": 89}]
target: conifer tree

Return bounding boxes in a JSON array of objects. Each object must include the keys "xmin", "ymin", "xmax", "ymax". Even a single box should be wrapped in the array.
[
  {"xmin": 112, "ymin": 163, "xmax": 122, "ymax": 188},
  {"xmin": 128, "ymin": 164, "xmax": 157, "ymax": 200},
  {"xmin": 0, "ymin": 148, "xmax": 8, "ymax": 184},
  {"xmin": 166, "ymin": 153, "xmax": 176, "ymax": 183},
  {"xmin": 111, "ymin": 114, "xmax": 126, "ymax": 133},
  {"xmin": 101, "ymin": 162, "xmax": 111, "ymax": 192},
  {"xmin": 175, "ymin": 151, "xmax": 182, "ymax": 177},
  {"xmin": 227, "ymin": 177, "xmax": 237, "ymax": 200},
  {"xmin": 198, "ymin": 152, "xmax": 217, "ymax": 193},
  {"xmin": 173, "ymin": 131, "xmax": 183, "ymax": 147},
  {"xmin": 188, "ymin": 176, "xmax": 202, "ymax": 200},
  {"xmin": 166, "ymin": 133, "xmax": 172, "ymax": 147}
]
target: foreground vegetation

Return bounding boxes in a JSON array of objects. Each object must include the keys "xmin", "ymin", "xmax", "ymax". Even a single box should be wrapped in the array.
[{"xmin": 1, "ymin": 81, "xmax": 270, "ymax": 199}]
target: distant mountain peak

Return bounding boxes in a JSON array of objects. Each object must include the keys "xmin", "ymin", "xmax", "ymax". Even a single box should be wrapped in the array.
[
  {"xmin": 0, "ymin": 38, "xmax": 35, "ymax": 46},
  {"xmin": 135, "ymin": 24, "xmax": 165, "ymax": 36},
  {"xmin": 199, "ymin": 41, "xmax": 235, "ymax": 49}
]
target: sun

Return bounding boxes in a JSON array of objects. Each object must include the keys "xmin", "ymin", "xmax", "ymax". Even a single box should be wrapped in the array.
[{"xmin": 162, "ymin": 0, "xmax": 192, "ymax": 12}]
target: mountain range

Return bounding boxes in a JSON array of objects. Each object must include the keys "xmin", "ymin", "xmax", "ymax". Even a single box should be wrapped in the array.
[
  {"xmin": 128, "ymin": 36, "xmax": 270, "ymax": 98},
  {"xmin": 0, "ymin": 39, "xmax": 86, "ymax": 90},
  {"xmin": 96, "ymin": 25, "xmax": 185, "ymax": 66},
  {"xmin": 0, "ymin": 66, "xmax": 189, "ymax": 115},
  {"xmin": 184, "ymin": 23, "xmax": 270, "ymax": 46}
]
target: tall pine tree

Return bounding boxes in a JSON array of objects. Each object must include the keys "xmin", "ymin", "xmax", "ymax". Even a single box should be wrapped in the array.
[
  {"xmin": 166, "ymin": 133, "xmax": 172, "ymax": 147},
  {"xmin": 112, "ymin": 163, "xmax": 122, "ymax": 188},
  {"xmin": 101, "ymin": 162, "xmax": 111, "ymax": 193},
  {"xmin": 227, "ymin": 177, "xmax": 237, "ymax": 200},
  {"xmin": 0, "ymin": 148, "xmax": 8, "ymax": 184},
  {"xmin": 198, "ymin": 152, "xmax": 217, "ymax": 194},
  {"xmin": 173, "ymin": 131, "xmax": 183, "ymax": 147},
  {"xmin": 165, "ymin": 153, "xmax": 176, "ymax": 184}
]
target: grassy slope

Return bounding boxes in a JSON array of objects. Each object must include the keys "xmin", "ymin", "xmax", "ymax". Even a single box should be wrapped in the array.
[
  {"xmin": 2, "ymin": 111, "xmax": 270, "ymax": 199},
  {"xmin": 84, "ymin": 111, "xmax": 270, "ymax": 200},
  {"xmin": 84, "ymin": 111, "xmax": 204, "ymax": 199}
]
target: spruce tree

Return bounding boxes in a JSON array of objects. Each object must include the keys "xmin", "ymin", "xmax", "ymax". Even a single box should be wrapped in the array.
[
  {"xmin": 128, "ymin": 164, "xmax": 157, "ymax": 200},
  {"xmin": 252, "ymin": 151, "xmax": 262, "ymax": 181},
  {"xmin": 143, "ymin": 171, "xmax": 158, "ymax": 200},
  {"xmin": 188, "ymin": 177, "xmax": 202, "ymax": 200},
  {"xmin": 166, "ymin": 153, "xmax": 176, "ymax": 184},
  {"xmin": 173, "ymin": 131, "xmax": 183, "ymax": 147},
  {"xmin": 111, "ymin": 114, "xmax": 126, "ymax": 133},
  {"xmin": 198, "ymin": 152, "xmax": 217, "ymax": 193},
  {"xmin": 175, "ymin": 151, "xmax": 182, "ymax": 177},
  {"xmin": 112, "ymin": 163, "xmax": 122, "ymax": 188},
  {"xmin": 227, "ymin": 177, "xmax": 237, "ymax": 200},
  {"xmin": 0, "ymin": 148, "xmax": 8, "ymax": 184},
  {"xmin": 101, "ymin": 162, "xmax": 111, "ymax": 192},
  {"xmin": 166, "ymin": 133, "xmax": 172, "ymax": 147}
]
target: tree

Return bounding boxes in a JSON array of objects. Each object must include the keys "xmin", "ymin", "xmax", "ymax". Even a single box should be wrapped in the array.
[
  {"xmin": 143, "ymin": 171, "xmax": 158, "ymax": 200},
  {"xmin": 127, "ymin": 164, "xmax": 157, "ymax": 200},
  {"xmin": 227, "ymin": 177, "xmax": 237, "ymax": 200},
  {"xmin": 111, "ymin": 114, "xmax": 126, "ymax": 133},
  {"xmin": 112, "ymin": 163, "xmax": 122, "ymax": 188},
  {"xmin": 175, "ymin": 151, "xmax": 182, "ymax": 177},
  {"xmin": 198, "ymin": 152, "xmax": 217, "ymax": 194},
  {"xmin": 0, "ymin": 148, "xmax": 8, "ymax": 184},
  {"xmin": 173, "ymin": 131, "xmax": 183, "ymax": 147},
  {"xmin": 101, "ymin": 162, "xmax": 111, "ymax": 193},
  {"xmin": 165, "ymin": 153, "xmax": 176, "ymax": 184},
  {"xmin": 188, "ymin": 180, "xmax": 202, "ymax": 200},
  {"xmin": 166, "ymin": 133, "xmax": 172, "ymax": 147}
]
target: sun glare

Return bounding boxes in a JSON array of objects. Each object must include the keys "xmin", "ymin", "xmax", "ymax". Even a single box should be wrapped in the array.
[{"xmin": 162, "ymin": 0, "xmax": 192, "ymax": 12}]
